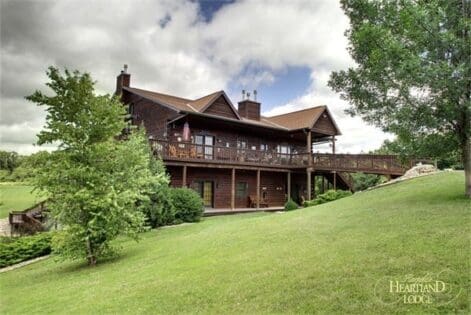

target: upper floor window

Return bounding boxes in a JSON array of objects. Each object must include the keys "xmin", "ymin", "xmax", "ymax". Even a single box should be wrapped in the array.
[
  {"xmin": 277, "ymin": 145, "xmax": 291, "ymax": 155},
  {"xmin": 237, "ymin": 140, "xmax": 247, "ymax": 149}
]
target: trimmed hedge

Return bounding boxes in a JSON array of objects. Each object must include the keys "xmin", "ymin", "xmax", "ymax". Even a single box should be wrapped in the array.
[
  {"xmin": 0, "ymin": 233, "xmax": 52, "ymax": 268},
  {"xmin": 304, "ymin": 189, "xmax": 352, "ymax": 207},
  {"xmin": 170, "ymin": 188, "xmax": 204, "ymax": 223},
  {"xmin": 284, "ymin": 198, "xmax": 299, "ymax": 211}
]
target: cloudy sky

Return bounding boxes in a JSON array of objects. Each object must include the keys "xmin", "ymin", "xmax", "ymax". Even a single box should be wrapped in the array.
[{"xmin": 0, "ymin": 0, "xmax": 393, "ymax": 155}]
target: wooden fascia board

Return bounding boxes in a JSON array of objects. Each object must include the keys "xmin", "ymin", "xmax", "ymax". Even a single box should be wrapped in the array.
[{"xmin": 123, "ymin": 87, "xmax": 182, "ymax": 114}]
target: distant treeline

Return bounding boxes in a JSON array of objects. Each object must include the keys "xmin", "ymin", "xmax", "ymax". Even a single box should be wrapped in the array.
[{"xmin": 0, "ymin": 150, "xmax": 51, "ymax": 182}]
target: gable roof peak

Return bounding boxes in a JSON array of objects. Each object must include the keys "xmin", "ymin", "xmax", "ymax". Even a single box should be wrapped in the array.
[{"xmin": 266, "ymin": 105, "xmax": 327, "ymax": 118}]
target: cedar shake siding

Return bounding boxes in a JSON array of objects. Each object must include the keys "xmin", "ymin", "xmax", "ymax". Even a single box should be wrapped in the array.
[
  {"xmin": 167, "ymin": 166, "xmax": 288, "ymax": 208},
  {"xmin": 203, "ymin": 95, "xmax": 239, "ymax": 119},
  {"xmin": 123, "ymin": 90, "xmax": 179, "ymax": 139},
  {"xmin": 312, "ymin": 112, "xmax": 338, "ymax": 135}
]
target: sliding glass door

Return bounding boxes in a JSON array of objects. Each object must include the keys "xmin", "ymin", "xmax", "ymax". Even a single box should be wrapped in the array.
[{"xmin": 195, "ymin": 135, "xmax": 214, "ymax": 160}]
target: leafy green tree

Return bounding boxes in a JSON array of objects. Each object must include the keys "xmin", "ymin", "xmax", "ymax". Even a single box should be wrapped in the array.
[
  {"xmin": 377, "ymin": 136, "xmax": 462, "ymax": 169},
  {"xmin": 6, "ymin": 151, "xmax": 51, "ymax": 182},
  {"xmin": 140, "ymin": 157, "xmax": 175, "ymax": 228},
  {"xmin": 329, "ymin": 0, "xmax": 470, "ymax": 197},
  {"xmin": 0, "ymin": 151, "xmax": 20, "ymax": 173},
  {"xmin": 26, "ymin": 67, "xmax": 163, "ymax": 265}
]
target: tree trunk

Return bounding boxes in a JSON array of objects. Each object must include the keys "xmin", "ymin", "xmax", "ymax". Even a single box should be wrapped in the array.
[
  {"xmin": 464, "ymin": 135, "xmax": 471, "ymax": 198},
  {"xmin": 86, "ymin": 237, "xmax": 97, "ymax": 266}
]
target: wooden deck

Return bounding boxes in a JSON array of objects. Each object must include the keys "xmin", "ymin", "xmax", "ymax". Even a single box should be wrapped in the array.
[{"xmin": 151, "ymin": 139, "xmax": 431, "ymax": 176}]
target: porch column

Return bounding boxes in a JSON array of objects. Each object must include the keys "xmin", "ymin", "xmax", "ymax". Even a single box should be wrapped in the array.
[
  {"xmin": 322, "ymin": 176, "xmax": 325, "ymax": 193},
  {"xmin": 307, "ymin": 130, "xmax": 313, "ymax": 201},
  {"xmin": 332, "ymin": 135, "xmax": 336, "ymax": 154},
  {"xmin": 287, "ymin": 171, "xmax": 291, "ymax": 201},
  {"xmin": 256, "ymin": 169, "xmax": 261, "ymax": 209},
  {"xmin": 182, "ymin": 165, "xmax": 187, "ymax": 187},
  {"xmin": 231, "ymin": 168, "xmax": 235, "ymax": 210},
  {"xmin": 307, "ymin": 130, "xmax": 312, "ymax": 165},
  {"xmin": 307, "ymin": 168, "xmax": 312, "ymax": 200}
]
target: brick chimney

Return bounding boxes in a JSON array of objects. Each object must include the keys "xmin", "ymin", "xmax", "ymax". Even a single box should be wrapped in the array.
[
  {"xmin": 238, "ymin": 90, "xmax": 261, "ymax": 121},
  {"xmin": 115, "ymin": 64, "xmax": 130, "ymax": 95}
]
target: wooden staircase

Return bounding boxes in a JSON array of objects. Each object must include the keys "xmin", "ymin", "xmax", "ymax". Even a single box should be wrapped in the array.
[{"xmin": 8, "ymin": 201, "xmax": 47, "ymax": 235}]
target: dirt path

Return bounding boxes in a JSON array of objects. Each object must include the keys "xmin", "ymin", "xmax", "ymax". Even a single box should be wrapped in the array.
[{"xmin": 0, "ymin": 218, "xmax": 11, "ymax": 236}]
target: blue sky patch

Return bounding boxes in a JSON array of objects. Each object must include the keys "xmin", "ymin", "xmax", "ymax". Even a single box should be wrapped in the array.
[
  {"xmin": 228, "ymin": 66, "xmax": 312, "ymax": 113},
  {"xmin": 196, "ymin": 0, "xmax": 236, "ymax": 22}
]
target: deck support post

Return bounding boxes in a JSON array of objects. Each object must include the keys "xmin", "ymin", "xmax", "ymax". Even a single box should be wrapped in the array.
[
  {"xmin": 231, "ymin": 168, "xmax": 235, "ymax": 210},
  {"xmin": 307, "ymin": 168, "xmax": 312, "ymax": 201},
  {"xmin": 182, "ymin": 165, "xmax": 187, "ymax": 187},
  {"xmin": 256, "ymin": 169, "xmax": 261, "ymax": 210},
  {"xmin": 322, "ymin": 176, "xmax": 325, "ymax": 193},
  {"xmin": 287, "ymin": 171, "xmax": 291, "ymax": 201},
  {"xmin": 312, "ymin": 174, "xmax": 316, "ymax": 198},
  {"xmin": 333, "ymin": 171, "xmax": 337, "ymax": 190}
]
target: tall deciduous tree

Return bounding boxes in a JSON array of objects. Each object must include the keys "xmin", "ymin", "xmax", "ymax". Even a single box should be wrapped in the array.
[
  {"xmin": 329, "ymin": 0, "xmax": 471, "ymax": 197},
  {"xmin": 26, "ymin": 67, "xmax": 162, "ymax": 265}
]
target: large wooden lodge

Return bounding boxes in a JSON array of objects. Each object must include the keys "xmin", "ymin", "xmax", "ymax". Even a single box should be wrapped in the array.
[{"xmin": 116, "ymin": 66, "xmax": 415, "ymax": 213}]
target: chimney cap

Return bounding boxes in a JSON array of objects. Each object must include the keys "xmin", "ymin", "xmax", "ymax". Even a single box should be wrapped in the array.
[{"xmin": 123, "ymin": 64, "xmax": 128, "ymax": 73}]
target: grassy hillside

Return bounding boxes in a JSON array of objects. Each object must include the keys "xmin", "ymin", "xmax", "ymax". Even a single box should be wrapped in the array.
[
  {"xmin": 0, "ymin": 183, "xmax": 43, "ymax": 219},
  {"xmin": 0, "ymin": 172, "xmax": 469, "ymax": 314}
]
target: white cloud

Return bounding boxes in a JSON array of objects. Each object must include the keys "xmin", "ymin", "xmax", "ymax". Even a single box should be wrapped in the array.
[{"xmin": 0, "ymin": 0, "xmax": 391, "ymax": 154}]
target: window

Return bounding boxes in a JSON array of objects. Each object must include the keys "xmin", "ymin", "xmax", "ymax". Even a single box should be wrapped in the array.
[
  {"xmin": 237, "ymin": 140, "xmax": 247, "ymax": 149},
  {"xmin": 194, "ymin": 135, "xmax": 214, "ymax": 159},
  {"xmin": 237, "ymin": 139, "xmax": 247, "ymax": 154},
  {"xmin": 277, "ymin": 145, "xmax": 291, "ymax": 155},
  {"xmin": 260, "ymin": 144, "xmax": 268, "ymax": 151},
  {"xmin": 262, "ymin": 191, "xmax": 267, "ymax": 200},
  {"xmin": 251, "ymin": 145, "xmax": 257, "ymax": 150},
  {"xmin": 236, "ymin": 182, "xmax": 248, "ymax": 198}
]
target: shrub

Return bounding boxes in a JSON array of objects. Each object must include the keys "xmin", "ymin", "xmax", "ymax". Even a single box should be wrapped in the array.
[
  {"xmin": 0, "ymin": 233, "xmax": 52, "ymax": 268},
  {"xmin": 284, "ymin": 198, "xmax": 298, "ymax": 211},
  {"xmin": 142, "ymin": 185, "xmax": 175, "ymax": 228},
  {"xmin": 304, "ymin": 189, "xmax": 352, "ymax": 207},
  {"xmin": 351, "ymin": 172, "xmax": 385, "ymax": 191},
  {"xmin": 170, "ymin": 188, "xmax": 204, "ymax": 222}
]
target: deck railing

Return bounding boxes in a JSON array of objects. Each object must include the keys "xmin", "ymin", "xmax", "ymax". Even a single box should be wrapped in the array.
[
  {"xmin": 150, "ymin": 139, "xmax": 431, "ymax": 175},
  {"xmin": 150, "ymin": 139, "xmax": 307, "ymax": 167}
]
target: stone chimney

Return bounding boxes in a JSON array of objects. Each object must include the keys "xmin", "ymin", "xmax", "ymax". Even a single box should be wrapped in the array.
[
  {"xmin": 115, "ymin": 64, "xmax": 130, "ymax": 95},
  {"xmin": 238, "ymin": 90, "xmax": 261, "ymax": 121}
]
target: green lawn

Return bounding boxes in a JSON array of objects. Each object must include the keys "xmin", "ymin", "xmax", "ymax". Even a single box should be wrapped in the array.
[
  {"xmin": 0, "ymin": 172, "xmax": 469, "ymax": 314},
  {"xmin": 0, "ymin": 183, "xmax": 44, "ymax": 219}
]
